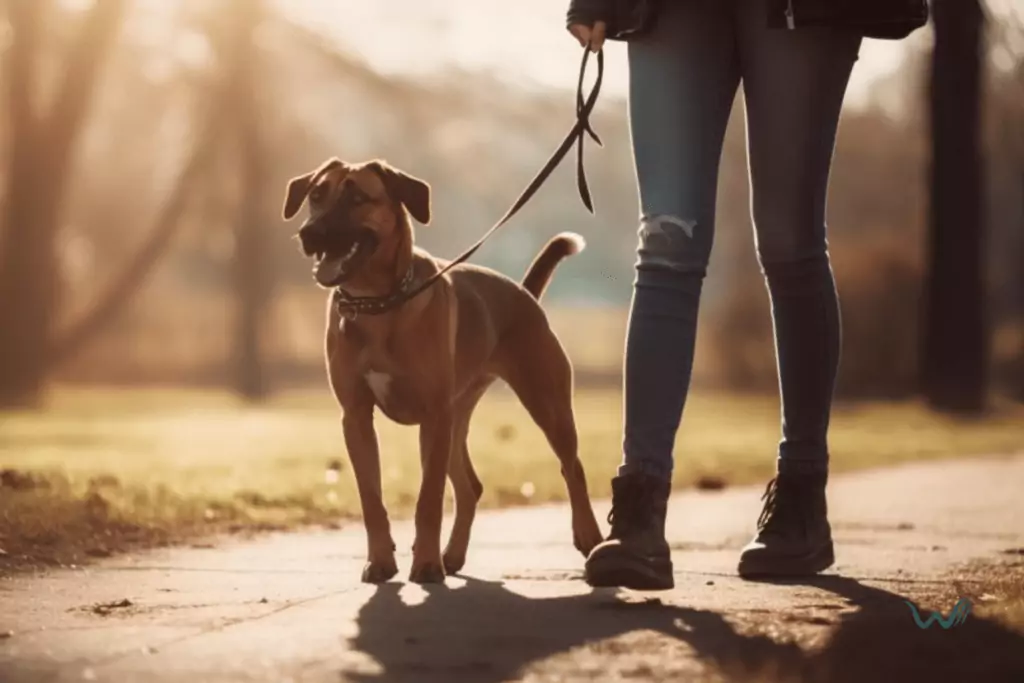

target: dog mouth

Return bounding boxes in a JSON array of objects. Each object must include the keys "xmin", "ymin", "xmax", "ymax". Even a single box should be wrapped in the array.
[{"xmin": 307, "ymin": 228, "xmax": 379, "ymax": 288}]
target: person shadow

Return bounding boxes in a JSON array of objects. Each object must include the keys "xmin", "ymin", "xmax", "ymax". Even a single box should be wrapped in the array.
[
  {"xmin": 345, "ymin": 571, "xmax": 1024, "ymax": 683},
  {"xmin": 779, "ymin": 574, "xmax": 1024, "ymax": 682}
]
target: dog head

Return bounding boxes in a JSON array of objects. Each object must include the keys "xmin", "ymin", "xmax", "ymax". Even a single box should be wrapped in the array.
[{"xmin": 282, "ymin": 158, "xmax": 431, "ymax": 288}]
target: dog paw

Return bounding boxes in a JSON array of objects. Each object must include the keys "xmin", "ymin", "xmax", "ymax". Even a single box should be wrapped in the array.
[
  {"xmin": 361, "ymin": 558, "xmax": 399, "ymax": 584},
  {"xmin": 574, "ymin": 529, "xmax": 604, "ymax": 558},
  {"xmin": 442, "ymin": 551, "xmax": 466, "ymax": 576},
  {"xmin": 408, "ymin": 559, "xmax": 446, "ymax": 584}
]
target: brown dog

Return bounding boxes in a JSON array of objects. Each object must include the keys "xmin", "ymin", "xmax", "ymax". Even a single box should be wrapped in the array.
[{"xmin": 282, "ymin": 158, "xmax": 604, "ymax": 584}]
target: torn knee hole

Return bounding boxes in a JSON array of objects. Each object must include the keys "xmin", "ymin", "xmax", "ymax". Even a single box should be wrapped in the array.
[
  {"xmin": 641, "ymin": 214, "xmax": 697, "ymax": 241},
  {"xmin": 637, "ymin": 214, "xmax": 699, "ymax": 270}
]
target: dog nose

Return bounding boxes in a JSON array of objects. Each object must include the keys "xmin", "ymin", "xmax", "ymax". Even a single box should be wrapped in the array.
[{"xmin": 298, "ymin": 220, "xmax": 322, "ymax": 238}]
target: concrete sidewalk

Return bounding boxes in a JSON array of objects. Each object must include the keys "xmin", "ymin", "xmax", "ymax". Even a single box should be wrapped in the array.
[{"xmin": 2, "ymin": 455, "xmax": 1024, "ymax": 683}]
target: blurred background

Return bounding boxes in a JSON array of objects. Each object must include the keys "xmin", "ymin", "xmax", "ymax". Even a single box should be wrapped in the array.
[
  {"xmin": 0, "ymin": 0, "xmax": 1022, "ymax": 566},
  {"xmin": 2, "ymin": 0, "xmax": 1022, "ymax": 400}
]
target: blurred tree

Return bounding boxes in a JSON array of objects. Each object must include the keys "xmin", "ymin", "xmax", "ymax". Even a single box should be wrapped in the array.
[
  {"xmin": 988, "ymin": 11, "xmax": 1024, "ymax": 402},
  {"xmin": 988, "ymin": 18, "xmax": 1024, "ymax": 403},
  {"xmin": 229, "ymin": 0, "xmax": 274, "ymax": 402},
  {"xmin": 0, "ymin": 0, "xmax": 262, "ymax": 406},
  {"xmin": 922, "ymin": 0, "xmax": 989, "ymax": 413},
  {"xmin": 0, "ymin": 0, "xmax": 128, "ymax": 406}
]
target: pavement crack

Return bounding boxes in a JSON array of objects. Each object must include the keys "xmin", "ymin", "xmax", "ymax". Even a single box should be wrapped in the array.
[{"xmin": 77, "ymin": 585, "xmax": 362, "ymax": 671}]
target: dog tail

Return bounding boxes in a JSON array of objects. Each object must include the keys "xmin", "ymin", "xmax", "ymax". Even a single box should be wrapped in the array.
[{"xmin": 521, "ymin": 232, "xmax": 586, "ymax": 301}]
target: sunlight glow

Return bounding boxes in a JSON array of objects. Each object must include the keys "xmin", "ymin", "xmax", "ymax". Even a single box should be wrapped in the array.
[
  {"xmin": 276, "ymin": 0, "xmax": 918, "ymax": 108},
  {"xmin": 57, "ymin": 0, "xmax": 93, "ymax": 13}
]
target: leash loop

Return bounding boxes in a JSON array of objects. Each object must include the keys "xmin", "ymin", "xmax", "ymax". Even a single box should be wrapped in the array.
[{"xmin": 335, "ymin": 46, "xmax": 605, "ymax": 319}]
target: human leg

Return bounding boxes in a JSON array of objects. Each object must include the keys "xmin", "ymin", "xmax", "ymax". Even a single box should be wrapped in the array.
[
  {"xmin": 584, "ymin": 0, "xmax": 741, "ymax": 590},
  {"xmin": 733, "ymin": 0, "xmax": 861, "ymax": 577}
]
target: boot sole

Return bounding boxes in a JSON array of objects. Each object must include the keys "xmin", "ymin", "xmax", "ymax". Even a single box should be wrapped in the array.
[
  {"xmin": 737, "ymin": 540, "xmax": 835, "ymax": 579},
  {"xmin": 585, "ymin": 554, "xmax": 675, "ymax": 591}
]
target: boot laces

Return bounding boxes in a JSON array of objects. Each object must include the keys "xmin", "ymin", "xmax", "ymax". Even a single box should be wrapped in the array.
[
  {"xmin": 607, "ymin": 478, "xmax": 654, "ymax": 538},
  {"xmin": 756, "ymin": 477, "xmax": 803, "ymax": 535}
]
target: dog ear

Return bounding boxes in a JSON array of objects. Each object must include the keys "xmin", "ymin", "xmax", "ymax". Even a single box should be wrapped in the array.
[
  {"xmin": 372, "ymin": 161, "xmax": 432, "ymax": 225},
  {"xmin": 282, "ymin": 158, "xmax": 344, "ymax": 220},
  {"xmin": 282, "ymin": 171, "xmax": 316, "ymax": 221}
]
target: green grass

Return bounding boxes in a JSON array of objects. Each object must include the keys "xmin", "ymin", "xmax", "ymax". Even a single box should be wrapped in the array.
[{"xmin": 2, "ymin": 386, "xmax": 1023, "ymax": 569}]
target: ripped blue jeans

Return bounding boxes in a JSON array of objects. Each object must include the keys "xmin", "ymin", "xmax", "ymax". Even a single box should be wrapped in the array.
[{"xmin": 619, "ymin": 0, "xmax": 862, "ymax": 480}]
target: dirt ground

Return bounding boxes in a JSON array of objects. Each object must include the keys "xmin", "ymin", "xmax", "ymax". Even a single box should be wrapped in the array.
[{"xmin": 2, "ymin": 454, "xmax": 1023, "ymax": 683}]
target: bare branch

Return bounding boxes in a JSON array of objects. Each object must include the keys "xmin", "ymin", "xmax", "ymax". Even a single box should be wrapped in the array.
[
  {"xmin": 3, "ymin": 1, "xmax": 46, "ymax": 172},
  {"xmin": 50, "ymin": 0, "xmax": 257, "ymax": 364},
  {"xmin": 48, "ymin": 105, "xmax": 226, "ymax": 365},
  {"xmin": 41, "ymin": 0, "xmax": 127, "ymax": 177}
]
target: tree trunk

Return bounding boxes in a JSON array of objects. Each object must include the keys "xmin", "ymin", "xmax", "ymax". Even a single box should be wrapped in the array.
[
  {"xmin": 1018, "ymin": 170, "xmax": 1024, "ymax": 403},
  {"xmin": 230, "ymin": 0, "xmax": 273, "ymax": 402},
  {"xmin": 0, "ymin": 1, "xmax": 46, "ymax": 406},
  {"xmin": 0, "ymin": 0, "xmax": 126, "ymax": 407},
  {"xmin": 922, "ymin": 0, "xmax": 989, "ymax": 414},
  {"xmin": 0, "ymin": 165, "xmax": 59, "ymax": 406}
]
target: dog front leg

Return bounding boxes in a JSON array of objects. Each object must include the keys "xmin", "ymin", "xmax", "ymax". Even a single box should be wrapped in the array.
[
  {"xmin": 409, "ymin": 408, "xmax": 453, "ymax": 584},
  {"xmin": 342, "ymin": 409, "xmax": 397, "ymax": 584}
]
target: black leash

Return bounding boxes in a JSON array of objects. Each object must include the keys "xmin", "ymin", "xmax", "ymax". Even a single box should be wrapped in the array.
[{"xmin": 334, "ymin": 47, "xmax": 605, "ymax": 319}]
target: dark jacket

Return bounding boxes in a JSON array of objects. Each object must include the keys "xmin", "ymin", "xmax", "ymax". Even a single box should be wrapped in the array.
[
  {"xmin": 566, "ymin": 0, "xmax": 661, "ymax": 41},
  {"xmin": 566, "ymin": 0, "xmax": 928, "ymax": 41}
]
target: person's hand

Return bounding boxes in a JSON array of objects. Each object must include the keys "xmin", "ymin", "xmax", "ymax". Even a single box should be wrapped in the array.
[{"xmin": 568, "ymin": 20, "xmax": 606, "ymax": 53}]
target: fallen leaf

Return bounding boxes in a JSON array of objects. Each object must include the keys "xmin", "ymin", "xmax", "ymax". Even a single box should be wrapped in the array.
[
  {"xmin": 695, "ymin": 476, "xmax": 727, "ymax": 491},
  {"xmin": 90, "ymin": 598, "xmax": 133, "ymax": 616}
]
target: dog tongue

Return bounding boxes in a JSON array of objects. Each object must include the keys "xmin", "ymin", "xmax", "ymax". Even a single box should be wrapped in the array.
[{"xmin": 315, "ymin": 254, "xmax": 347, "ymax": 287}]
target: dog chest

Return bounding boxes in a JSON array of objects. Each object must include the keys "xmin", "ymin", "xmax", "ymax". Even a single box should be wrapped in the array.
[
  {"xmin": 362, "ymin": 370, "xmax": 422, "ymax": 424},
  {"xmin": 349, "ymin": 337, "xmax": 432, "ymax": 423},
  {"xmin": 364, "ymin": 371, "xmax": 392, "ymax": 406}
]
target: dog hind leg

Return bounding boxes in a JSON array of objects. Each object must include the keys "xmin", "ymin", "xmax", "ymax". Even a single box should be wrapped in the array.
[{"xmin": 501, "ymin": 329, "xmax": 604, "ymax": 557}]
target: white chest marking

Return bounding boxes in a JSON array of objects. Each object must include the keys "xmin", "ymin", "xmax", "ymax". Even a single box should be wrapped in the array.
[{"xmin": 365, "ymin": 371, "xmax": 392, "ymax": 406}]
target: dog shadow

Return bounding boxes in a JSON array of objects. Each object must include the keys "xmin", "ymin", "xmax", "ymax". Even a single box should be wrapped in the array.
[{"xmin": 345, "ymin": 572, "xmax": 1024, "ymax": 683}]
